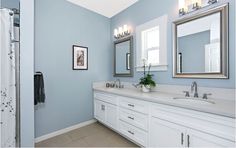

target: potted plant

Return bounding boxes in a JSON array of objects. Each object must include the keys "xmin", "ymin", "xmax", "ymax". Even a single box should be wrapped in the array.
[{"xmin": 139, "ymin": 59, "xmax": 156, "ymax": 92}]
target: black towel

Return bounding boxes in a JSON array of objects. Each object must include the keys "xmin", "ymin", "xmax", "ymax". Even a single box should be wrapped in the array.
[{"xmin": 34, "ymin": 72, "xmax": 46, "ymax": 105}]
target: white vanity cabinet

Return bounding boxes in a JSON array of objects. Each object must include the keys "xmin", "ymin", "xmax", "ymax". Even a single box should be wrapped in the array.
[
  {"xmin": 186, "ymin": 128, "xmax": 235, "ymax": 147},
  {"xmin": 150, "ymin": 103, "xmax": 235, "ymax": 147},
  {"xmin": 150, "ymin": 117, "xmax": 234, "ymax": 147},
  {"xmin": 94, "ymin": 92, "xmax": 118, "ymax": 130},
  {"xmin": 93, "ymin": 90, "xmax": 235, "ymax": 147}
]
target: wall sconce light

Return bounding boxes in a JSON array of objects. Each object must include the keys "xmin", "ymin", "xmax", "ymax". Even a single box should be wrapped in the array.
[
  {"xmin": 179, "ymin": 0, "xmax": 186, "ymax": 16},
  {"xmin": 178, "ymin": 0, "xmax": 218, "ymax": 16},
  {"xmin": 192, "ymin": 2, "xmax": 200, "ymax": 10},
  {"xmin": 191, "ymin": 0, "xmax": 201, "ymax": 10},
  {"xmin": 208, "ymin": 0, "xmax": 217, "ymax": 5},
  {"xmin": 114, "ymin": 25, "xmax": 131, "ymax": 39}
]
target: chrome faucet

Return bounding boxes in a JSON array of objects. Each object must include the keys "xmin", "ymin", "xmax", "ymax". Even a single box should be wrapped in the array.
[
  {"xmin": 114, "ymin": 79, "xmax": 123, "ymax": 88},
  {"xmin": 191, "ymin": 81, "xmax": 198, "ymax": 98},
  {"xmin": 116, "ymin": 79, "xmax": 120, "ymax": 88}
]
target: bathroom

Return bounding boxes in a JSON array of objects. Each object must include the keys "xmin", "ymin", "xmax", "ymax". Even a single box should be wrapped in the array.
[{"xmin": 0, "ymin": 0, "xmax": 235, "ymax": 147}]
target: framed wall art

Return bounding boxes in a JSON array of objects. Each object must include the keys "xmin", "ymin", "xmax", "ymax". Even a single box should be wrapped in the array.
[{"xmin": 73, "ymin": 45, "xmax": 88, "ymax": 70}]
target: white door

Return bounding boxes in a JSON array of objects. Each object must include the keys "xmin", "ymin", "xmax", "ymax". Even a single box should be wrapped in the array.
[
  {"xmin": 187, "ymin": 129, "xmax": 235, "ymax": 147},
  {"xmin": 149, "ymin": 117, "xmax": 185, "ymax": 147},
  {"xmin": 105, "ymin": 103, "xmax": 118, "ymax": 130},
  {"xmin": 94, "ymin": 100, "xmax": 105, "ymax": 122}
]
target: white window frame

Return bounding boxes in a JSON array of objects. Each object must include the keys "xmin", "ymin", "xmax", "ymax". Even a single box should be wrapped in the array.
[{"xmin": 136, "ymin": 14, "xmax": 168, "ymax": 71}]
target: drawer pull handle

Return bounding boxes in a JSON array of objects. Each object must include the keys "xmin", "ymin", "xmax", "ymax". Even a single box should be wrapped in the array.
[
  {"xmin": 128, "ymin": 130, "xmax": 134, "ymax": 135},
  {"xmin": 181, "ymin": 133, "xmax": 184, "ymax": 145},
  {"xmin": 187, "ymin": 135, "xmax": 190, "ymax": 147},
  {"xmin": 128, "ymin": 116, "xmax": 134, "ymax": 120},
  {"xmin": 128, "ymin": 104, "xmax": 134, "ymax": 107}
]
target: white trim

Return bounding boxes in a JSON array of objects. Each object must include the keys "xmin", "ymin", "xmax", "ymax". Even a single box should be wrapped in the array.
[
  {"xmin": 35, "ymin": 119, "xmax": 97, "ymax": 143},
  {"xmin": 20, "ymin": 0, "xmax": 35, "ymax": 146},
  {"xmin": 136, "ymin": 65, "xmax": 168, "ymax": 71},
  {"xmin": 136, "ymin": 14, "xmax": 168, "ymax": 72}
]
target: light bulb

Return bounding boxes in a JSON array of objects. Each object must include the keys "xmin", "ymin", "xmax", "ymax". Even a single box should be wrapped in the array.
[
  {"xmin": 192, "ymin": 0, "xmax": 201, "ymax": 7},
  {"xmin": 179, "ymin": 0, "xmax": 187, "ymax": 15},
  {"xmin": 114, "ymin": 29, "xmax": 118, "ymax": 37},
  {"xmin": 179, "ymin": 0, "xmax": 185, "ymax": 9},
  {"xmin": 118, "ymin": 27, "xmax": 123, "ymax": 35},
  {"xmin": 123, "ymin": 25, "xmax": 128, "ymax": 33}
]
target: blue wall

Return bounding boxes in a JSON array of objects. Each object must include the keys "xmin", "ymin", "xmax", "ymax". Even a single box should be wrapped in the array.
[
  {"xmin": 111, "ymin": 0, "xmax": 235, "ymax": 89},
  {"xmin": 1, "ymin": 0, "xmax": 19, "ymax": 8},
  {"xmin": 35, "ymin": 0, "xmax": 111, "ymax": 137}
]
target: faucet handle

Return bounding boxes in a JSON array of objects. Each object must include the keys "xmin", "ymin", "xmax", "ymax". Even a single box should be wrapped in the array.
[
  {"xmin": 183, "ymin": 91, "xmax": 190, "ymax": 97},
  {"xmin": 119, "ymin": 85, "xmax": 124, "ymax": 88},
  {"xmin": 202, "ymin": 93, "xmax": 212, "ymax": 99}
]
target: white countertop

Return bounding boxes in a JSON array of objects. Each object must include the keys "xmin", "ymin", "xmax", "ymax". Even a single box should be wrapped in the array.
[{"xmin": 93, "ymin": 86, "xmax": 235, "ymax": 118}]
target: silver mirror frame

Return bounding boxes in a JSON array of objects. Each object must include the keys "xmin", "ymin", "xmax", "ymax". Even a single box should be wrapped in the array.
[
  {"xmin": 114, "ymin": 36, "xmax": 133, "ymax": 77},
  {"xmin": 172, "ymin": 3, "xmax": 229, "ymax": 79}
]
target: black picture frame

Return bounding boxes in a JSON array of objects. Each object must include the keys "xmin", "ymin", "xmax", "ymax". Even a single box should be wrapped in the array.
[{"xmin": 72, "ymin": 45, "xmax": 88, "ymax": 70}]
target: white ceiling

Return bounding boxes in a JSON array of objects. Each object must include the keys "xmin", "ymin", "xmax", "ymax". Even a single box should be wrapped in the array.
[{"xmin": 66, "ymin": 0, "xmax": 139, "ymax": 18}]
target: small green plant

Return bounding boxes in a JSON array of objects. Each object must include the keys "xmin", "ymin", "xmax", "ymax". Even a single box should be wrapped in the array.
[{"xmin": 139, "ymin": 59, "xmax": 156, "ymax": 88}]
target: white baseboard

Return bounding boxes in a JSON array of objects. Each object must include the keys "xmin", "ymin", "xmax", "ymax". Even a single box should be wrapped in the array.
[{"xmin": 35, "ymin": 119, "xmax": 97, "ymax": 143}]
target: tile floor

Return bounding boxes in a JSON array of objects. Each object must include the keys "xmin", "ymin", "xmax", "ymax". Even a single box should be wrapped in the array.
[{"xmin": 35, "ymin": 122, "xmax": 138, "ymax": 147}]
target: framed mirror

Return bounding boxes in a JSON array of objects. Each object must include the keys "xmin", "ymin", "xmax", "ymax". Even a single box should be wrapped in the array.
[
  {"xmin": 114, "ymin": 36, "xmax": 133, "ymax": 77},
  {"xmin": 173, "ymin": 3, "xmax": 228, "ymax": 79}
]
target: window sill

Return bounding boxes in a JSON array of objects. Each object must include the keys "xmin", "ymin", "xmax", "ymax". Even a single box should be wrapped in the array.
[{"xmin": 136, "ymin": 64, "xmax": 168, "ymax": 72}]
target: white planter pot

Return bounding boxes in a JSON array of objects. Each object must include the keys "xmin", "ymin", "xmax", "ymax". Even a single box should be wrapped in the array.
[{"xmin": 141, "ymin": 85, "xmax": 151, "ymax": 93}]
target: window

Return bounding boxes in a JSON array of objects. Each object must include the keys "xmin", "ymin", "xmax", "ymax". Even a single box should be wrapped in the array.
[
  {"xmin": 136, "ymin": 15, "xmax": 168, "ymax": 71},
  {"xmin": 142, "ymin": 26, "xmax": 160, "ymax": 65}
]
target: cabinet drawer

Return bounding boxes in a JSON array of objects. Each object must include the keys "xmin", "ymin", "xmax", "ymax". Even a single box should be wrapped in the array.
[
  {"xmin": 119, "ymin": 97, "xmax": 148, "ymax": 114},
  {"xmin": 119, "ymin": 120, "xmax": 148, "ymax": 146},
  {"xmin": 119, "ymin": 108, "xmax": 148, "ymax": 131},
  {"xmin": 94, "ymin": 92, "xmax": 118, "ymax": 105}
]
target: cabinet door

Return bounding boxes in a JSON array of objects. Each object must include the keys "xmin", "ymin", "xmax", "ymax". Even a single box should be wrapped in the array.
[
  {"xmin": 94, "ymin": 100, "xmax": 106, "ymax": 122},
  {"xmin": 187, "ymin": 129, "xmax": 235, "ymax": 147},
  {"xmin": 149, "ymin": 117, "xmax": 185, "ymax": 147},
  {"xmin": 105, "ymin": 103, "xmax": 118, "ymax": 130}
]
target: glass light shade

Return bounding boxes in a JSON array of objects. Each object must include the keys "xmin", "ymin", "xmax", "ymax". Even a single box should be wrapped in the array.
[
  {"xmin": 118, "ymin": 27, "xmax": 123, "ymax": 34},
  {"xmin": 114, "ymin": 29, "xmax": 118, "ymax": 37},
  {"xmin": 179, "ymin": 0, "xmax": 188, "ymax": 13},
  {"xmin": 192, "ymin": 0, "xmax": 201, "ymax": 6},
  {"xmin": 123, "ymin": 25, "xmax": 128, "ymax": 33},
  {"xmin": 179, "ymin": 0, "xmax": 186, "ymax": 9}
]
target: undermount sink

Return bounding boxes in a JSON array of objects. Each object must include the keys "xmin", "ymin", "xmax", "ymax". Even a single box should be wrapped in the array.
[{"xmin": 173, "ymin": 97, "xmax": 215, "ymax": 105}]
